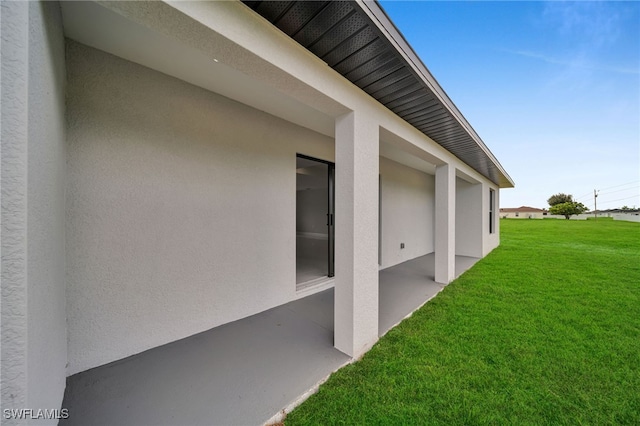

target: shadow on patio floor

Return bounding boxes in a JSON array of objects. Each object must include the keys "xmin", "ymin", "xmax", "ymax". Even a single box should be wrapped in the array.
[{"xmin": 61, "ymin": 254, "xmax": 478, "ymax": 426}]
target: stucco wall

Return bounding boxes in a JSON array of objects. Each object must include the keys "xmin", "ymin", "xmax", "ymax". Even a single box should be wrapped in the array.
[
  {"xmin": 544, "ymin": 214, "xmax": 640, "ymax": 222},
  {"xmin": 379, "ymin": 157, "xmax": 434, "ymax": 269},
  {"xmin": 455, "ymin": 178, "xmax": 483, "ymax": 257},
  {"xmin": 612, "ymin": 214, "xmax": 640, "ymax": 223},
  {"xmin": 26, "ymin": 1, "xmax": 68, "ymax": 415},
  {"xmin": 65, "ymin": 41, "xmax": 333, "ymax": 375},
  {"xmin": 1, "ymin": 1, "xmax": 67, "ymax": 420},
  {"xmin": 1, "ymin": 1, "xmax": 30, "ymax": 415}
]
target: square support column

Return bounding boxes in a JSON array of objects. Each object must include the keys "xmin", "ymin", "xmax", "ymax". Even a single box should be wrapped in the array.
[
  {"xmin": 435, "ymin": 164, "xmax": 455, "ymax": 284},
  {"xmin": 334, "ymin": 111, "xmax": 379, "ymax": 358},
  {"xmin": 2, "ymin": 2, "xmax": 67, "ymax": 414}
]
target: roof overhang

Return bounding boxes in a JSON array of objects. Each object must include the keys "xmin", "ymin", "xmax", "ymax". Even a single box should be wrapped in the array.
[{"xmin": 242, "ymin": 0, "xmax": 514, "ymax": 188}]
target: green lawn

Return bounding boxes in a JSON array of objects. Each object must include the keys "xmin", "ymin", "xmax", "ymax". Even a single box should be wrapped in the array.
[{"xmin": 286, "ymin": 219, "xmax": 640, "ymax": 425}]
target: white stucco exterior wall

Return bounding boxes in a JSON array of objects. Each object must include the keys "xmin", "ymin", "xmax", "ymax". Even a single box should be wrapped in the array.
[
  {"xmin": 612, "ymin": 214, "xmax": 640, "ymax": 222},
  {"xmin": 455, "ymin": 178, "xmax": 483, "ymax": 258},
  {"xmin": 65, "ymin": 41, "xmax": 334, "ymax": 375},
  {"xmin": 1, "ymin": 1, "xmax": 67, "ymax": 421},
  {"xmin": 1, "ymin": 1, "xmax": 30, "ymax": 416},
  {"xmin": 26, "ymin": 1, "xmax": 67, "ymax": 417},
  {"xmin": 380, "ymin": 157, "xmax": 434, "ymax": 269}
]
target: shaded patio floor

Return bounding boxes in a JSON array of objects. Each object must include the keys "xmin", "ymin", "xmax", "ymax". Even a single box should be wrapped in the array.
[{"xmin": 61, "ymin": 253, "xmax": 478, "ymax": 426}]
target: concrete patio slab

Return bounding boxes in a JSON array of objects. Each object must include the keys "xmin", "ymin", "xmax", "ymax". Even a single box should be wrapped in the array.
[
  {"xmin": 61, "ymin": 254, "xmax": 478, "ymax": 426},
  {"xmin": 379, "ymin": 253, "xmax": 478, "ymax": 334}
]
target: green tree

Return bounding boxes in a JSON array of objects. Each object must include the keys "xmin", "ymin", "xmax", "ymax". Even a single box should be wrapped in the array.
[
  {"xmin": 549, "ymin": 201, "xmax": 587, "ymax": 219},
  {"xmin": 547, "ymin": 193, "xmax": 573, "ymax": 206}
]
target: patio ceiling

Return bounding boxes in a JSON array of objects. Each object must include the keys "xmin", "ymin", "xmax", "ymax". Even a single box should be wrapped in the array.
[{"xmin": 242, "ymin": 0, "xmax": 514, "ymax": 188}]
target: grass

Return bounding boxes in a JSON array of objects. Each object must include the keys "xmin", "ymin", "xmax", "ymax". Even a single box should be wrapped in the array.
[{"xmin": 286, "ymin": 219, "xmax": 640, "ymax": 425}]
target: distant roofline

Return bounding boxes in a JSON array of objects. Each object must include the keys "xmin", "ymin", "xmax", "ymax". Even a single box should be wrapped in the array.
[{"xmin": 500, "ymin": 206, "xmax": 546, "ymax": 212}]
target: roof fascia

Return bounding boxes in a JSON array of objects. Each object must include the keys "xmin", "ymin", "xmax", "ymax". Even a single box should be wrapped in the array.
[{"xmin": 356, "ymin": 0, "xmax": 515, "ymax": 188}]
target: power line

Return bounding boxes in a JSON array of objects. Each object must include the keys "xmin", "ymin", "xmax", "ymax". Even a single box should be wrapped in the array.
[
  {"xmin": 575, "ymin": 192, "xmax": 592, "ymax": 201},
  {"xmin": 575, "ymin": 182, "xmax": 638, "ymax": 202},
  {"xmin": 598, "ymin": 180, "xmax": 639, "ymax": 192},
  {"xmin": 599, "ymin": 186, "xmax": 639, "ymax": 197},
  {"xmin": 597, "ymin": 195, "xmax": 638, "ymax": 206}
]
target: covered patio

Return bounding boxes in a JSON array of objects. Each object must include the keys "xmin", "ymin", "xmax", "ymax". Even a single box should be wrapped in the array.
[{"xmin": 61, "ymin": 254, "xmax": 478, "ymax": 426}]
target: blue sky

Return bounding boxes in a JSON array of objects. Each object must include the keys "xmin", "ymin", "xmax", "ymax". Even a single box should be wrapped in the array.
[{"xmin": 380, "ymin": 0, "xmax": 640, "ymax": 210}]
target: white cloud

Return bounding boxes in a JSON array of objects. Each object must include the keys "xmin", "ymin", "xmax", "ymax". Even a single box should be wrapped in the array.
[
  {"xmin": 542, "ymin": 1, "xmax": 622, "ymax": 47},
  {"xmin": 506, "ymin": 49, "xmax": 639, "ymax": 75}
]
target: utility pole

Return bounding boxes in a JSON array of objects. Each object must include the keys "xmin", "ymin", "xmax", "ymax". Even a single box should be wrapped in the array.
[{"xmin": 594, "ymin": 189, "xmax": 599, "ymax": 220}]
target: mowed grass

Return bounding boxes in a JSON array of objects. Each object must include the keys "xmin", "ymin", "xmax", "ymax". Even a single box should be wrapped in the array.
[{"xmin": 286, "ymin": 219, "xmax": 640, "ymax": 425}]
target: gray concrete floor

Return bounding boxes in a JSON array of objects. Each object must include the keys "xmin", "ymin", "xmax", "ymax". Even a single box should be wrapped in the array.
[
  {"xmin": 61, "ymin": 254, "xmax": 478, "ymax": 426},
  {"xmin": 378, "ymin": 253, "xmax": 478, "ymax": 335},
  {"xmin": 295, "ymin": 256, "xmax": 327, "ymax": 286},
  {"xmin": 296, "ymin": 235, "xmax": 329, "ymax": 285}
]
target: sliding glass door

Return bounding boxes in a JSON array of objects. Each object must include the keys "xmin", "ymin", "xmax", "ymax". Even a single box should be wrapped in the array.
[{"xmin": 296, "ymin": 154, "xmax": 335, "ymax": 287}]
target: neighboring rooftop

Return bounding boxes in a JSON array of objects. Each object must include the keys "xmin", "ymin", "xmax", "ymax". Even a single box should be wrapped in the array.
[
  {"xmin": 242, "ymin": 0, "xmax": 514, "ymax": 188},
  {"xmin": 598, "ymin": 208, "xmax": 639, "ymax": 214},
  {"xmin": 500, "ymin": 206, "xmax": 547, "ymax": 213}
]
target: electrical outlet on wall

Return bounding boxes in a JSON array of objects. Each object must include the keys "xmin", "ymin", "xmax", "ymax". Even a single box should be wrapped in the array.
[{"xmin": 400, "ymin": 243, "xmax": 405, "ymax": 249}]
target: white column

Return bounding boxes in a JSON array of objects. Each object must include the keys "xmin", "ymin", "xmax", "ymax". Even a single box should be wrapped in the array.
[
  {"xmin": 334, "ymin": 110, "xmax": 379, "ymax": 358},
  {"xmin": 435, "ymin": 164, "xmax": 455, "ymax": 283},
  {"xmin": 2, "ymin": 2, "xmax": 67, "ymax": 415},
  {"xmin": 2, "ymin": 1, "xmax": 30, "ymax": 415}
]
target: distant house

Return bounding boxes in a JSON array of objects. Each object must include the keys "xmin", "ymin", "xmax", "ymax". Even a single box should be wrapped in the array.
[
  {"xmin": 500, "ymin": 206, "xmax": 547, "ymax": 219},
  {"xmin": 601, "ymin": 208, "xmax": 639, "ymax": 215}
]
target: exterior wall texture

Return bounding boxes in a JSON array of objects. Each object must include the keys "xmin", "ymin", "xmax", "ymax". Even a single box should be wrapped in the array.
[
  {"xmin": 544, "ymin": 214, "xmax": 640, "ymax": 222},
  {"xmin": 65, "ymin": 41, "xmax": 334, "ymax": 375},
  {"xmin": 612, "ymin": 214, "xmax": 640, "ymax": 223},
  {"xmin": 26, "ymin": 1, "xmax": 68, "ymax": 416},
  {"xmin": 379, "ymin": 157, "xmax": 434, "ymax": 269},
  {"xmin": 1, "ymin": 1, "xmax": 67, "ymax": 420},
  {"xmin": 1, "ymin": 1, "xmax": 30, "ymax": 415},
  {"xmin": 455, "ymin": 178, "xmax": 483, "ymax": 258}
]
